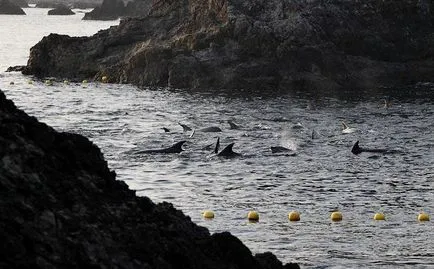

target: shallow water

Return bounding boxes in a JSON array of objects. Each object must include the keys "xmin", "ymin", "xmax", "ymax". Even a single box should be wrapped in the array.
[{"xmin": 1, "ymin": 9, "xmax": 433, "ymax": 269}]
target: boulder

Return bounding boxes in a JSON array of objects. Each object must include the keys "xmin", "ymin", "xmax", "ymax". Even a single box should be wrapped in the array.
[
  {"xmin": 24, "ymin": 0, "xmax": 434, "ymax": 92},
  {"xmin": 82, "ymin": 0, "xmax": 125, "ymax": 20},
  {"xmin": 0, "ymin": 89, "xmax": 301, "ymax": 268},
  {"xmin": 48, "ymin": 4, "xmax": 75, "ymax": 15},
  {"xmin": 0, "ymin": 0, "xmax": 26, "ymax": 14}
]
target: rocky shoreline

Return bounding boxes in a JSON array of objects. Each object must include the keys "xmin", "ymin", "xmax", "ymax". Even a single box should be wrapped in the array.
[
  {"xmin": 0, "ymin": 88, "xmax": 299, "ymax": 268},
  {"xmin": 22, "ymin": 0, "xmax": 434, "ymax": 92}
]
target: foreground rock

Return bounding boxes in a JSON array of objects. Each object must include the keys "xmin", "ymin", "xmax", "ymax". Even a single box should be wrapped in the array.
[
  {"xmin": 0, "ymin": 89, "xmax": 299, "ymax": 269},
  {"xmin": 24, "ymin": 0, "xmax": 434, "ymax": 92},
  {"xmin": 48, "ymin": 4, "xmax": 74, "ymax": 15},
  {"xmin": 0, "ymin": 0, "xmax": 26, "ymax": 14}
]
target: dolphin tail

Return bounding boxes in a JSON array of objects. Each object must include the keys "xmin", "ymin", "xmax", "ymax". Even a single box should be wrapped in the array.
[
  {"xmin": 351, "ymin": 140, "xmax": 362, "ymax": 155},
  {"xmin": 342, "ymin": 121, "xmax": 349, "ymax": 130},
  {"xmin": 214, "ymin": 137, "xmax": 220, "ymax": 154}
]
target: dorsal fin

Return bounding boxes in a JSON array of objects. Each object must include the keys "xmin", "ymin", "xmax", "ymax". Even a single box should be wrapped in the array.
[
  {"xmin": 168, "ymin": 141, "xmax": 186, "ymax": 153},
  {"xmin": 351, "ymin": 140, "xmax": 362, "ymax": 155},
  {"xmin": 178, "ymin": 122, "xmax": 192, "ymax": 132},
  {"xmin": 214, "ymin": 137, "xmax": 220, "ymax": 154},
  {"xmin": 228, "ymin": 120, "xmax": 240, "ymax": 130},
  {"xmin": 218, "ymin": 143, "xmax": 240, "ymax": 157}
]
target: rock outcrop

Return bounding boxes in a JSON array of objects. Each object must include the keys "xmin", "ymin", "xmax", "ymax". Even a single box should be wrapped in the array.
[
  {"xmin": 0, "ymin": 88, "xmax": 299, "ymax": 268},
  {"xmin": 0, "ymin": 0, "xmax": 26, "ymax": 14},
  {"xmin": 24, "ymin": 0, "xmax": 434, "ymax": 92},
  {"xmin": 47, "ymin": 4, "xmax": 75, "ymax": 15},
  {"xmin": 82, "ymin": 0, "xmax": 125, "ymax": 20}
]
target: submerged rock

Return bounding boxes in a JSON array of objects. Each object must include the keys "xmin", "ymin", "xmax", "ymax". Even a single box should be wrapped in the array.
[
  {"xmin": 0, "ymin": 0, "xmax": 26, "ymax": 14},
  {"xmin": 23, "ymin": 0, "xmax": 434, "ymax": 92},
  {"xmin": 0, "ymin": 88, "xmax": 300, "ymax": 268},
  {"xmin": 47, "ymin": 4, "xmax": 75, "ymax": 15}
]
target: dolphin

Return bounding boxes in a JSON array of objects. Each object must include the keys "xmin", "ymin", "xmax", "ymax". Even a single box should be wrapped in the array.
[
  {"xmin": 227, "ymin": 120, "xmax": 240, "ymax": 130},
  {"xmin": 270, "ymin": 146, "xmax": 292, "ymax": 153},
  {"xmin": 217, "ymin": 143, "xmax": 241, "ymax": 157},
  {"xmin": 342, "ymin": 121, "xmax": 356, "ymax": 134},
  {"xmin": 138, "ymin": 141, "xmax": 186, "ymax": 154},
  {"xmin": 178, "ymin": 122, "xmax": 192, "ymax": 132},
  {"xmin": 351, "ymin": 141, "xmax": 401, "ymax": 155},
  {"xmin": 198, "ymin": 126, "xmax": 222, "ymax": 132},
  {"xmin": 162, "ymin": 127, "xmax": 170, "ymax": 133}
]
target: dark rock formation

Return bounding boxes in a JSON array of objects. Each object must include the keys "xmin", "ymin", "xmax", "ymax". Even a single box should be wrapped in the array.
[
  {"xmin": 0, "ymin": 0, "xmax": 26, "ymax": 14},
  {"xmin": 82, "ymin": 0, "xmax": 125, "ymax": 20},
  {"xmin": 24, "ymin": 0, "xmax": 434, "ymax": 92},
  {"xmin": 0, "ymin": 89, "xmax": 300, "ymax": 268},
  {"xmin": 11, "ymin": 0, "xmax": 28, "ymax": 8},
  {"xmin": 47, "ymin": 4, "xmax": 75, "ymax": 15}
]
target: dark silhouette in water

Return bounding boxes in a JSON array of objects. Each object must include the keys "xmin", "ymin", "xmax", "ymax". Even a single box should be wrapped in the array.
[
  {"xmin": 162, "ymin": 127, "xmax": 170, "ymax": 132},
  {"xmin": 351, "ymin": 141, "xmax": 401, "ymax": 155},
  {"xmin": 217, "ymin": 143, "xmax": 241, "ymax": 157},
  {"xmin": 228, "ymin": 120, "xmax": 240, "ymax": 129},
  {"xmin": 178, "ymin": 122, "xmax": 192, "ymax": 132},
  {"xmin": 214, "ymin": 137, "xmax": 220, "ymax": 154},
  {"xmin": 199, "ymin": 126, "xmax": 222, "ymax": 132},
  {"xmin": 139, "ymin": 141, "xmax": 186, "ymax": 154},
  {"xmin": 270, "ymin": 146, "xmax": 292, "ymax": 153}
]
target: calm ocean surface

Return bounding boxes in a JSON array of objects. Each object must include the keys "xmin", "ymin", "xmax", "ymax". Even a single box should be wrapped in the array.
[{"xmin": 1, "ymin": 8, "xmax": 433, "ymax": 269}]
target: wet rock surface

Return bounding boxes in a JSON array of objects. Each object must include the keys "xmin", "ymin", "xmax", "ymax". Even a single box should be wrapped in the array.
[
  {"xmin": 23, "ymin": 0, "xmax": 434, "ymax": 91},
  {"xmin": 0, "ymin": 89, "xmax": 299, "ymax": 269}
]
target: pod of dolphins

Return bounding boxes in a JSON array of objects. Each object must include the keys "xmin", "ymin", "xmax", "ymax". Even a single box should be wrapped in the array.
[{"xmin": 138, "ymin": 120, "xmax": 402, "ymax": 157}]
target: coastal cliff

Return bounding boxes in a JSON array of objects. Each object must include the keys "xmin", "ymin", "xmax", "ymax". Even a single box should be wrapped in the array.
[
  {"xmin": 23, "ymin": 0, "xmax": 434, "ymax": 91},
  {"xmin": 0, "ymin": 88, "xmax": 299, "ymax": 268}
]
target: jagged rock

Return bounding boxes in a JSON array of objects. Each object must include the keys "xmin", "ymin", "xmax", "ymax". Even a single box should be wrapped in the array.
[
  {"xmin": 0, "ymin": 88, "xmax": 300, "ymax": 269},
  {"xmin": 82, "ymin": 0, "xmax": 125, "ymax": 20},
  {"xmin": 23, "ymin": 0, "xmax": 434, "ymax": 91},
  {"xmin": 47, "ymin": 4, "xmax": 75, "ymax": 15},
  {"xmin": 0, "ymin": 0, "xmax": 26, "ymax": 14}
]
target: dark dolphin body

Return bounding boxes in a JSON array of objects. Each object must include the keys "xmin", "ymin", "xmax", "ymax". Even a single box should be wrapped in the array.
[
  {"xmin": 217, "ymin": 143, "xmax": 241, "ymax": 157},
  {"xmin": 178, "ymin": 123, "xmax": 192, "ymax": 132},
  {"xmin": 199, "ymin": 126, "xmax": 222, "ymax": 132},
  {"xmin": 351, "ymin": 141, "xmax": 401, "ymax": 155},
  {"xmin": 270, "ymin": 146, "xmax": 292, "ymax": 153},
  {"xmin": 227, "ymin": 120, "xmax": 240, "ymax": 130},
  {"xmin": 138, "ymin": 141, "xmax": 186, "ymax": 154}
]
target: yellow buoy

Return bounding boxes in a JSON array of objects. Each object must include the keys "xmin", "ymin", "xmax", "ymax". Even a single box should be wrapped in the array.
[
  {"xmin": 288, "ymin": 211, "xmax": 300, "ymax": 221},
  {"xmin": 331, "ymin": 211, "xmax": 343, "ymax": 222},
  {"xmin": 374, "ymin": 213, "xmax": 385, "ymax": 221},
  {"xmin": 418, "ymin": 213, "xmax": 430, "ymax": 222},
  {"xmin": 44, "ymin": 79, "xmax": 53, "ymax": 86},
  {"xmin": 247, "ymin": 211, "xmax": 259, "ymax": 222},
  {"xmin": 63, "ymin": 80, "xmax": 70, "ymax": 85},
  {"xmin": 27, "ymin": 80, "xmax": 33, "ymax": 85},
  {"xmin": 82, "ymin": 79, "xmax": 88, "ymax": 84},
  {"xmin": 101, "ymin": 76, "xmax": 108, "ymax": 83},
  {"xmin": 202, "ymin": 210, "xmax": 215, "ymax": 219}
]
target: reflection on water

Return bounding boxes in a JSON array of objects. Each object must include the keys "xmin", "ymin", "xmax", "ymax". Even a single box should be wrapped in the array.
[{"xmin": 1, "ymin": 72, "xmax": 433, "ymax": 268}]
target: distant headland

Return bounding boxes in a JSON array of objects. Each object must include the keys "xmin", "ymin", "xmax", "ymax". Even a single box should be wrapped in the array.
[{"xmin": 22, "ymin": 0, "xmax": 434, "ymax": 92}]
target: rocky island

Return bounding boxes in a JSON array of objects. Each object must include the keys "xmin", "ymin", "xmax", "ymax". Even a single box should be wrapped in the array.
[
  {"xmin": 0, "ymin": 0, "xmax": 26, "ymax": 14},
  {"xmin": 47, "ymin": 4, "xmax": 75, "ymax": 15},
  {"xmin": 0, "ymin": 89, "xmax": 300, "ymax": 268},
  {"xmin": 23, "ymin": 0, "xmax": 434, "ymax": 91}
]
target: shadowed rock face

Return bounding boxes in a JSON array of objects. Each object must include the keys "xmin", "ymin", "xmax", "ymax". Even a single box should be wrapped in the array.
[
  {"xmin": 0, "ymin": 0, "xmax": 26, "ymax": 14},
  {"xmin": 48, "ymin": 4, "xmax": 75, "ymax": 15},
  {"xmin": 0, "ymin": 89, "xmax": 300, "ymax": 269},
  {"xmin": 23, "ymin": 0, "xmax": 434, "ymax": 92}
]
